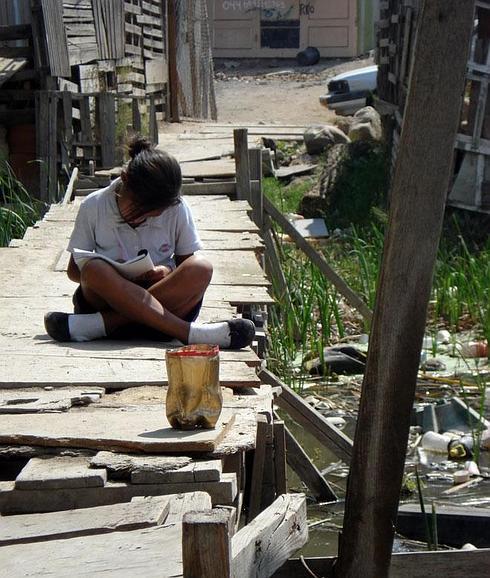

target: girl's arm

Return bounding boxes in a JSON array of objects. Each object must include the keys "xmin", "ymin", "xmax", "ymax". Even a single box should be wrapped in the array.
[
  {"xmin": 175, "ymin": 254, "xmax": 193, "ymax": 267},
  {"xmin": 67, "ymin": 255, "xmax": 81, "ymax": 283}
]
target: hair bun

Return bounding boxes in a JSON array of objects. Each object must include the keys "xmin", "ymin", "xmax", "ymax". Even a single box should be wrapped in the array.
[{"xmin": 127, "ymin": 135, "xmax": 153, "ymax": 159}]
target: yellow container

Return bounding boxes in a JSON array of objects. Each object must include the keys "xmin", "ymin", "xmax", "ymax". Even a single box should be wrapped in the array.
[{"xmin": 165, "ymin": 344, "xmax": 221, "ymax": 430}]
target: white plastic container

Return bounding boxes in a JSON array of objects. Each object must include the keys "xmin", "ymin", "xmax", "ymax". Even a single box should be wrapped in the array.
[{"xmin": 421, "ymin": 431, "xmax": 454, "ymax": 453}]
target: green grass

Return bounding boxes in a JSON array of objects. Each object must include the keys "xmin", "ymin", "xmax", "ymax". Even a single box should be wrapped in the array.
[
  {"xmin": 0, "ymin": 160, "xmax": 44, "ymax": 247},
  {"xmin": 264, "ymin": 179, "xmax": 490, "ymax": 389},
  {"xmin": 263, "ymin": 176, "xmax": 312, "ymax": 215}
]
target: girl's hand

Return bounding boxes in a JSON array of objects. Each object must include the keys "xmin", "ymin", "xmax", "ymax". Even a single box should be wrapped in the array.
[{"xmin": 135, "ymin": 266, "xmax": 171, "ymax": 285}]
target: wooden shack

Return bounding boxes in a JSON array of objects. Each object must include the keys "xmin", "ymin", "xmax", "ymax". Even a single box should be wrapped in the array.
[
  {"xmin": 0, "ymin": 0, "xmax": 216, "ymax": 202},
  {"xmin": 376, "ymin": 0, "xmax": 490, "ymax": 214}
]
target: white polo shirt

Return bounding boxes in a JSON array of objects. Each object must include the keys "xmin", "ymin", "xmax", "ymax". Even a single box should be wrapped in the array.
[{"xmin": 67, "ymin": 178, "xmax": 203, "ymax": 269}]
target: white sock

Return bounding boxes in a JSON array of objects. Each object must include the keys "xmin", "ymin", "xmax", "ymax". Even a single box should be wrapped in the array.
[
  {"xmin": 188, "ymin": 322, "xmax": 231, "ymax": 348},
  {"xmin": 68, "ymin": 313, "xmax": 107, "ymax": 342}
]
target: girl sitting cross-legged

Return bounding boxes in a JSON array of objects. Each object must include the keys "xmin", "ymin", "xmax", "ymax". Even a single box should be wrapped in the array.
[{"xmin": 44, "ymin": 136, "xmax": 255, "ymax": 349}]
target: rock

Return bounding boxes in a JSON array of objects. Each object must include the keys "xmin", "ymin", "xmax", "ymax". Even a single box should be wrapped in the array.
[
  {"xmin": 304, "ymin": 125, "xmax": 350, "ymax": 155},
  {"xmin": 348, "ymin": 106, "xmax": 382, "ymax": 142},
  {"xmin": 332, "ymin": 115, "xmax": 353, "ymax": 136},
  {"xmin": 420, "ymin": 358, "xmax": 447, "ymax": 372}
]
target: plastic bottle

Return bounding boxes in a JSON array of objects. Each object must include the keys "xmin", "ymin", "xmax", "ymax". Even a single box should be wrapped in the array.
[{"xmin": 421, "ymin": 431, "xmax": 454, "ymax": 453}]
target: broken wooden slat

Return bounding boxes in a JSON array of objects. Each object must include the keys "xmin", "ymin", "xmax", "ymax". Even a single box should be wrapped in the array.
[
  {"xmin": 0, "ymin": 474, "xmax": 237, "ymax": 514},
  {"xmin": 15, "ymin": 456, "xmax": 107, "ymax": 490},
  {"xmin": 0, "ymin": 492, "xmax": 211, "ymax": 576},
  {"xmin": 0, "ymin": 495, "xmax": 171, "ymax": 546},
  {"xmin": 232, "ymin": 494, "xmax": 308, "ymax": 578}
]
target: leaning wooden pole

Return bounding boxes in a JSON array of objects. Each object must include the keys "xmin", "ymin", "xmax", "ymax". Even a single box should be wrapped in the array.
[{"xmin": 335, "ymin": 2, "xmax": 475, "ymax": 577}]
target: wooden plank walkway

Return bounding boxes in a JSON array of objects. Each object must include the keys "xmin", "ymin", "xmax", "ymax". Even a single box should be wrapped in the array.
[{"xmin": 0, "ymin": 186, "xmax": 273, "ymax": 389}]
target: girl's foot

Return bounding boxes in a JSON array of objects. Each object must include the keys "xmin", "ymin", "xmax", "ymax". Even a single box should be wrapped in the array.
[
  {"xmin": 44, "ymin": 312, "xmax": 107, "ymax": 342},
  {"xmin": 188, "ymin": 319, "xmax": 255, "ymax": 349}
]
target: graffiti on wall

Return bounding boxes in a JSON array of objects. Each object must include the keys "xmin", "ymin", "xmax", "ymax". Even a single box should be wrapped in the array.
[{"xmin": 299, "ymin": 2, "xmax": 315, "ymax": 16}]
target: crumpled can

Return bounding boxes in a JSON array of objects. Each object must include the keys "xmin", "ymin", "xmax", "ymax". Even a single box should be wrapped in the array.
[{"xmin": 165, "ymin": 344, "xmax": 221, "ymax": 430}]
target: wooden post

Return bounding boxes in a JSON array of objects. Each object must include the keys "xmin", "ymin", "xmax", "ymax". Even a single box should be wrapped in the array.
[
  {"xmin": 132, "ymin": 98, "xmax": 142, "ymax": 133},
  {"xmin": 335, "ymin": 2, "xmax": 475, "ymax": 577},
  {"xmin": 249, "ymin": 147, "xmax": 263, "ymax": 227},
  {"xmin": 167, "ymin": 0, "xmax": 180, "ymax": 122},
  {"xmin": 149, "ymin": 95, "xmax": 158, "ymax": 144},
  {"xmin": 97, "ymin": 93, "xmax": 116, "ymax": 168},
  {"xmin": 234, "ymin": 128, "xmax": 251, "ymax": 201},
  {"xmin": 273, "ymin": 420, "xmax": 287, "ymax": 496},
  {"xmin": 248, "ymin": 414, "xmax": 274, "ymax": 521},
  {"xmin": 182, "ymin": 508, "xmax": 232, "ymax": 578}
]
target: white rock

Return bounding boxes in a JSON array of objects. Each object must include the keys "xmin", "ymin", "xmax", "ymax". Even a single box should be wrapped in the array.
[
  {"xmin": 348, "ymin": 106, "xmax": 382, "ymax": 142},
  {"xmin": 304, "ymin": 125, "xmax": 350, "ymax": 155}
]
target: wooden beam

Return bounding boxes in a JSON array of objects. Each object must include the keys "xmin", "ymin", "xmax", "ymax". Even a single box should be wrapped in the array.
[
  {"xmin": 182, "ymin": 509, "xmax": 232, "ymax": 578},
  {"xmin": 62, "ymin": 167, "xmax": 79, "ymax": 206},
  {"xmin": 284, "ymin": 424, "xmax": 337, "ymax": 503},
  {"xmin": 336, "ymin": 3, "xmax": 476, "ymax": 577},
  {"xmin": 263, "ymin": 195, "xmax": 372, "ymax": 322},
  {"xmin": 273, "ymin": 421, "xmax": 287, "ymax": 496},
  {"xmin": 167, "ymin": 0, "xmax": 179, "ymax": 122},
  {"xmin": 233, "ymin": 494, "xmax": 307, "ymax": 578},
  {"xmin": 260, "ymin": 369, "xmax": 353, "ymax": 464},
  {"xmin": 234, "ymin": 129, "xmax": 251, "ymax": 201},
  {"xmin": 274, "ymin": 550, "xmax": 490, "ymax": 578}
]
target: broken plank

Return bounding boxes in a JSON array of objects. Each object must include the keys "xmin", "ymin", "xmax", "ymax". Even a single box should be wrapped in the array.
[
  {"xmin": 0, "ymin": 406, "xmax": 236, "ymax": 453},
  {"xmin": 0, "ymin": 474, "xmax": 237, "ymax": 514},
  {"xmin": 0, "ymin": 495, "xmax": 171, "ymax": 546},
  {"xmin": 232, "ymin": 494, "xmax": 308, "ymax": 578},
  {"xmin": 15, "ymin": 456, "xmax": 107, "ymax": 489},
  {"xmin": 0, "ymin": 492, "xmax": 212, "ymax": 577}
]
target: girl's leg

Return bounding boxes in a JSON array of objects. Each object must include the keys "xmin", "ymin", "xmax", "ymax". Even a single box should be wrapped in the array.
[{"xmin": 79, "ymin": 255, "xmax": 213, "ymax": 342}]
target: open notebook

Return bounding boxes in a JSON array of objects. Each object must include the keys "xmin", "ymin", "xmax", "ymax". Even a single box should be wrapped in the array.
[{"xmin": 72, "ymin": 248, "xmax": 155, "ymax": 281}]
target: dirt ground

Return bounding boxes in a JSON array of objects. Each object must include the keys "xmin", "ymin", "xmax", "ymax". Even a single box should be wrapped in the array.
[{"xmin": 214, "ymin": 56, "xmax": 373, "ymax": 125}]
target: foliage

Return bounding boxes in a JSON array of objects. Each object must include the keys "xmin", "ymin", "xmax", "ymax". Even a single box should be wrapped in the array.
[
  {"xmin": 263, "ymin": 176, "xmax": 311, "ymax": 215},
  {"xmin": 0, "ymin": 160, "xmax": 43, "ymax": 247}
]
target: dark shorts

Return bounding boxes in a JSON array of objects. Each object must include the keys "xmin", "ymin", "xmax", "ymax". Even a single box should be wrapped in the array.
[{"xmin": 72, "ymin": 286, "xmax": 202, "ymax": 342}]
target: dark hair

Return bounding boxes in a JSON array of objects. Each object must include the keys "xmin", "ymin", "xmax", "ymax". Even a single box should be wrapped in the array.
[{"xmin": 122, "ymin": 135, "xmax": 182, "ymax": 220}]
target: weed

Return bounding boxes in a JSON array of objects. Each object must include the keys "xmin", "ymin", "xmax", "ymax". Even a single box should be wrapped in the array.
[{"xmin": 0, "ymin": 160, "xmax": 44, "ymax": 247}]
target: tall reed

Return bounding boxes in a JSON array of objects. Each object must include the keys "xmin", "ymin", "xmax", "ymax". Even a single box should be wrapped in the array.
[{"xmin": 0, "ymin": 160, "xmax": 43, "ymax": 247}]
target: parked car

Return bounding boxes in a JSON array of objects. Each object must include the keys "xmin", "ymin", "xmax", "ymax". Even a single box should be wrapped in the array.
[{"xmin": 320, "ymin": 65, "xmax": 378, "ymax": 115}]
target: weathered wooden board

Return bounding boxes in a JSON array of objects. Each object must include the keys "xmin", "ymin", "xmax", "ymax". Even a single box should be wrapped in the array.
[
  {"xmin": 0, "ymin": 474, "xmax": 235, "ymax": 513},
  {"xmin": 0, "ymin": 492, "xmax": 213, "ymax": 576},
  {"xmin": 0, "ymin": 386, "xmax": 104, "ymax": 413},
  {"xmin": 204, "ymin": 284, "xmax": 274, "ymax": 306},
  {"xmin": 0, "ymin": 406, "xmax": 236, "ymax": 453},
  {"xmin": 0, "ymin": 355, "xmax": 260, "ymax": 388},
  {"xmin": 204, "ymin": 250, "xmax": 269, "ymax": 286},
  {"xmin": 90, "ymin": 451, "xmax": 222, "ymax": 484},
  {"xmin": 181, "ymin": 159, "xmax": 236, "ymax": 179},
  {"xmin": 0, "ymin": 495, "xmax": 171, "ymax": 546},
  {"xmin": 15, "ymin": 456, "xmax": 107, "ymax": 490}
]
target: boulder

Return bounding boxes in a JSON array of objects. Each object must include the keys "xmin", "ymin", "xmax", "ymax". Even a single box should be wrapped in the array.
[
  {"xmin": 348, "ymin": 106, "xmax": 382, "ymax": 142},
  {"xmin": 304, "ymin": 124, "xmax": 350, "ymax": 155}
]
